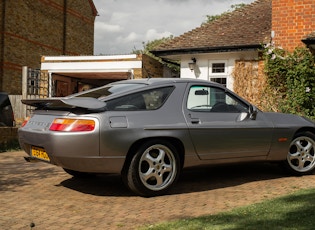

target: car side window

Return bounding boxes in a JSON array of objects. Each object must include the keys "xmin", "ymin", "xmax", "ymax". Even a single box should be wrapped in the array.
[
  {"xmin": 106, "ymin": 86, "xmax": 174, "ymax": 111},
  {"xmin": 187, "ymin": 85, "xmax": 248, "ymax": 113}
]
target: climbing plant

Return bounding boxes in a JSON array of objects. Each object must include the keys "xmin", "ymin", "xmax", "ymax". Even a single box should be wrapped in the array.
[{"xmin": 263, "ymin": 46, "xmax": 315, "ymax": 119}]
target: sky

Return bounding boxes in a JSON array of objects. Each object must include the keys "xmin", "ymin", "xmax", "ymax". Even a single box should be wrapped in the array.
[{"xmin": 93, "ymin": 0, "xmax": 256, "ymax": 55}]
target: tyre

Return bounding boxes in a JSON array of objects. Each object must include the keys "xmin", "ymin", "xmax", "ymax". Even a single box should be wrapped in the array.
[
  {"xmin": 125, "ymin": 140, "xmax": 180, "ymax": 197},
  {"xmin": 285, "ymin": 132, "xmax": 315, "ymax": 175}
]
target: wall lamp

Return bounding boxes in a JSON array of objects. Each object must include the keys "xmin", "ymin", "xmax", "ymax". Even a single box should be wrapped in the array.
[{"xmin": 188, "ymin": 58, "xmax": 197, "ymax": 71}]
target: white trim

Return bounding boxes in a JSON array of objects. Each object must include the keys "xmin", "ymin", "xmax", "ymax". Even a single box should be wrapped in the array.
[
  {"xmin": 42, "ymin": 54, "xmax": 138, "ymax": 61},
  {"xmin": 209, "ymin": 60, "xmax": 228, "ymax": 76},
  {"xmin": 41, "ymin": 61, "xmax": 142, "ymax": 73}
]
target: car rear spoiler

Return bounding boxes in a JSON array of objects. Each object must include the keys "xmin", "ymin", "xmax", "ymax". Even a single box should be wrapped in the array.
[{"xmin": 21, "ymin": 97, "xmax": 106, "ymax": 110}]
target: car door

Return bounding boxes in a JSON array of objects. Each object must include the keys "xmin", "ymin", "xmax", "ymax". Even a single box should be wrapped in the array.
[{"xmin": 183, "ymin": 84, "xmax": 274, "ymax": 160}]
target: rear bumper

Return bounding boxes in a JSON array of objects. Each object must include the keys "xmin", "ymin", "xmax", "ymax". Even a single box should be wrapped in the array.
[
  {"xmin": 18, "ymin": 128, "xmax": 125, "ymax": 174},
  {"xmin": 51, "ymin": 155, "xmax": 126, "ymax": 173},
  {"xmin": 23, "ymin": 152, "xmax": 125, "ymax": 174}
]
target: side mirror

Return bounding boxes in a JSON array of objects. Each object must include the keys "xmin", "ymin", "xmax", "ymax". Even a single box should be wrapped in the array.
[{"xmin": 249, "ymin": 105, "xmax": 257, "ymax": 120}]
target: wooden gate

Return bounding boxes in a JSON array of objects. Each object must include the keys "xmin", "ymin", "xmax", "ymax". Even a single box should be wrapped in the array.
[{"xmin": 10, "ymin": 67, "xmax": 50, "ymax": 125}]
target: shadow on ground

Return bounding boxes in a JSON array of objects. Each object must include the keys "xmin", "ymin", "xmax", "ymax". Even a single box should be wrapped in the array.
[{"xmin": 59, "ymin": 162, "xmax": 289, "ymax": 197}]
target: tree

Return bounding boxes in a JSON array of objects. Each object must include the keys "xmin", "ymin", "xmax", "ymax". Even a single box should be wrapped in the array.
[
  {"xmin": 132, "ymin": 36, "xmax": 180, "ymax": 72},
  {"xmin": 203, "ymin": 3, "xmax": 247, "ymax": 24}
]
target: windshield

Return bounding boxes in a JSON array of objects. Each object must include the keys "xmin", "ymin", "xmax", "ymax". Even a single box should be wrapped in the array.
[{"xmin": 72, "ymin": 83, "xmax": 146, "ymax": 99}]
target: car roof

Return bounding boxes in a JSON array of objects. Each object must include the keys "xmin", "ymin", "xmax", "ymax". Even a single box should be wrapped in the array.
[{"xmin": 111, "ymin": 77, "xmax": 223, "ymax": 87}]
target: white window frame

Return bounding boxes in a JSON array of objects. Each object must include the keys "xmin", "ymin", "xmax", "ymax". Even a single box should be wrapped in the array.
[{"xmin": 208, "ymin": 60, "xmax": 228, "ymax": 87}]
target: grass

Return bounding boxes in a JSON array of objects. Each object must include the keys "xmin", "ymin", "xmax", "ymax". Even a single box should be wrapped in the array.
[{"xmin": 140, "ymin": 188, "xmax": 315, "ymax": 230}]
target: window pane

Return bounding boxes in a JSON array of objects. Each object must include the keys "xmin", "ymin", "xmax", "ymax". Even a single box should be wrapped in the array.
[
  {"xmin": 73, "ymin": 83, "xmax": 146, "ymax": 99},
  {"xmin": 106, "ymin": 87, "xmax": 174, "ymax": 111},
  {"xmin": 187, "ymin": 86, "xmax": 211, "ymax": 110},
  {"xmin": 212, "ymin": 63, "xmax": 225, "ymax": 73},
  {"xmin": 210, "ymin": 78, "xmax": 227, "ymax": 87},
  {"xmin": 187, "ymin": 85, "xmax": 248, "ymax": 113}
]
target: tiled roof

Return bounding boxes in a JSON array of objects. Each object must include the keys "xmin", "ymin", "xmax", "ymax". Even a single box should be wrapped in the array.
[{"xmin": 152, "ymin": 0, "xmax": 271, "ymax": 55}]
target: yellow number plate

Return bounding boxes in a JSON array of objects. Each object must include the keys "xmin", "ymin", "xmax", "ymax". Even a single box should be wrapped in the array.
[{"xmin": 31, "ymin": 146, "xmax": 50, "ymax": 161}]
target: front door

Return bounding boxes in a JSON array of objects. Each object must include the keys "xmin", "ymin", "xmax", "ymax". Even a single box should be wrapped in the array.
[{"xmin": 183, "ymin": 84, "xmax": 273, "ymax": 160}]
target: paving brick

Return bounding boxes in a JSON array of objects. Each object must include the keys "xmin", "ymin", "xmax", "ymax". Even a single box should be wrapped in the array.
[{"xmin": 1, "ymin": 151, "xmax": 315, "ymax": 229}]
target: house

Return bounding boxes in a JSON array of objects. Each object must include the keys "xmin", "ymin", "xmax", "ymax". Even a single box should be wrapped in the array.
[
  {"xmin": 0, "ymin": 0, "xmax": 97, "ymax": 95},
  {"xmin": 152, "ymin": 0, "xmax": 315, "ymax": 104}
]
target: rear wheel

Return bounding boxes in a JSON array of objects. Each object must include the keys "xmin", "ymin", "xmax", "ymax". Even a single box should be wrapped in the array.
[
  {"xmin": 285, "ymin": 132, "xmax": 315, "ymax": 175},
  {"xmin": 125, "ymin": 140, "xmax": 180, "ymax": 197}
]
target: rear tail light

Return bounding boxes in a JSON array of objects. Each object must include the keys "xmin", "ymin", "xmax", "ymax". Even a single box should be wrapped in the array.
[
  {"xmin": 21, "ymin": 117, "xmax": 30, "ymax": 127},
  {"xmin": 49, "ymin": 118, "xmax": 95, "ymax": 132}
]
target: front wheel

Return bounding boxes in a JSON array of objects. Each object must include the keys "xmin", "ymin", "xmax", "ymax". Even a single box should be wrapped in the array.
[
  {"xmin": 125, "ymin": 140, "xmax": 180, "ymax": 197},
  {"xmin": 285, "ymin": 132, "xmax": 315, "ymax": 175}
]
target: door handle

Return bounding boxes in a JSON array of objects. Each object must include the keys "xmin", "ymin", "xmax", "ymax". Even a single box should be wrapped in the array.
[
  {"xmin": 188, "ymin": 113, "xmax": 200, "ymax": 124},
  {"xmin": 191, "ymin": 118, "xmax": 200, "ymax": 124}
]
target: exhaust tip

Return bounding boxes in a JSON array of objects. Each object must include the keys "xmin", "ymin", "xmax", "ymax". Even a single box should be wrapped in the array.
[{"xmin": 24, "ymin": 156, "xmax": 40, "ymax": 163}]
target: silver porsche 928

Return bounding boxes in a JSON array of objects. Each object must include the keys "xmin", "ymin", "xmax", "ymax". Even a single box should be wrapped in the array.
[{"xmin": 18, "ymin": 78, "xmax": 315, "ymax": 196}]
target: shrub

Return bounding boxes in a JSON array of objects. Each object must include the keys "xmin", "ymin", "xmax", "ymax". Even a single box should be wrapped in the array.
[{"xmin": 263, "ymin": 46, "xmax": 315, "ymax": 119}]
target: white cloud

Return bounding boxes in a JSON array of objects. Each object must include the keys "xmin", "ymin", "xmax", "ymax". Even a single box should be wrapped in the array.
[
  {"xmin": 95, "ymin": 21, "xmax": 122, "ymax": 33},
  {"xmin": 145, "ymin": 29, "xmax": 173, "ymax": 41},
  {"xmin": 93, "ymin": 0, "xmax": 256, "ymax": 55},
  {"xmin": 117, "ymin": 32, "xmax": 140, "ymax": 44}
]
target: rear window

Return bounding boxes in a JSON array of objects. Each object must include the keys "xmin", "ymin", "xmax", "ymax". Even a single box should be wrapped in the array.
[
  {"xmin": 106, "ymin": 86, "xmax": 174, "ymax": 111},
  {"xmin": 73, "ymin": 83, "xmax": 146, "ymax": 99}
]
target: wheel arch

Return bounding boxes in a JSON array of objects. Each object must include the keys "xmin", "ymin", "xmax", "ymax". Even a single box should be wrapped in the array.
[
  {"xmin": 293, "ymin": 127, "xmax": 315, "ymax": 139},
  {"xmin": 121, "ymin": 136, "xmax": 185, "ymax": 174}
]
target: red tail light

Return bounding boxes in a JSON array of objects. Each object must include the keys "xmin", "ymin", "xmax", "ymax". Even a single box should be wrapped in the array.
[
  {"xmin": 49, "ymin": 118, "xmax": 95, "ymax": 132},
  {"xmin": 21, "ymin": 117, "xmax": 30, "ymax": 127}
]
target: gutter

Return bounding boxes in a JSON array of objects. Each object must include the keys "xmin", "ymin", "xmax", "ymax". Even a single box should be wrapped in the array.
[{"xmin": 151, "ymin": 44, "xmax": 262, "ymax": 57}]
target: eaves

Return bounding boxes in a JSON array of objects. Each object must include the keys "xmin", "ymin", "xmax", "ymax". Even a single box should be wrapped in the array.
[{"xmin": 151, "ymin": 44, "xmax": 262, "ymax": 57}]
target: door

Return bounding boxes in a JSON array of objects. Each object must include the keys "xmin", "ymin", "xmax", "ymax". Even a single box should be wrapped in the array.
[{"xmin": 184, "ymin": 84, "xmax": 273, "ymax": 160}]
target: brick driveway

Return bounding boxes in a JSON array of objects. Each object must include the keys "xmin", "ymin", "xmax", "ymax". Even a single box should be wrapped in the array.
[{"xmin": 1, "ymin": 151, "xmax": 315, "ymax": 230}]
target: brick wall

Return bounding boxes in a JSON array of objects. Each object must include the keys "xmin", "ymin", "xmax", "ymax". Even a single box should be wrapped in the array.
[
  {"xmin": 272, "ymin": 0, "xmax": 315, "ymax": 51},
  {"xmin": 0, "ymin": 0, "xmax": 96, "ymax": 94}
]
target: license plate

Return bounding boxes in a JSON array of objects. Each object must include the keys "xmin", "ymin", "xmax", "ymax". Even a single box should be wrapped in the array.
[{"xmin": 31, "ymin": 146, "xmax": 50, "ymax": 161}]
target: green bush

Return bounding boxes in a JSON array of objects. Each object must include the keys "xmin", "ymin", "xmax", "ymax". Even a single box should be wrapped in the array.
[{"xmin": 264, "ymin": 46, "xmax": 315, "ymax": 119}]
